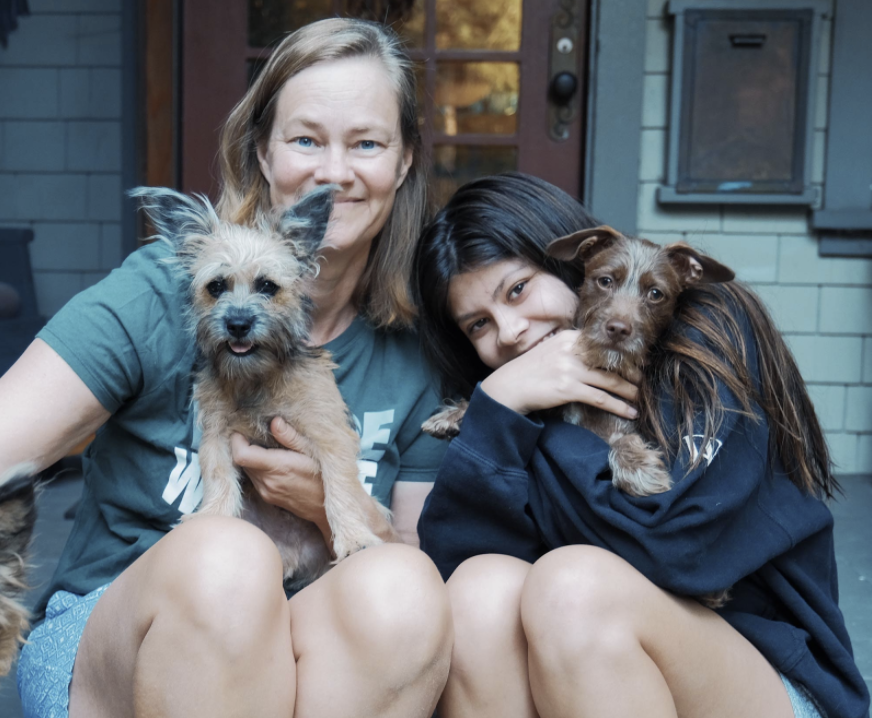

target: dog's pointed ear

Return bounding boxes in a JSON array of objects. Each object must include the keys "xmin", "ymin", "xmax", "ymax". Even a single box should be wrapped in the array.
[
  {"xmin": 664, "ymin": 243, "xmax": 735, "ymax": 286},
  {"xmin": 128, "ymin": 187, "xmax": 217, "ymax": 253},
  {"xmin": 277, "ymin": 185, "xmax": 335, "ymax": 258},
  {"xmin": 546, "ymin": 225, "xmax": 624, "ymax": 264}
]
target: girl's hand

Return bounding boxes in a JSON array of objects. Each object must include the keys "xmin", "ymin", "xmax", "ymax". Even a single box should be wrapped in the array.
[
  {"xmin": 480, "ymin": 330, "xmax": 639, "ymax": 419},
  {"xmin": 230, "ymin": 417, "xmax": 331, "ymax": 540}
]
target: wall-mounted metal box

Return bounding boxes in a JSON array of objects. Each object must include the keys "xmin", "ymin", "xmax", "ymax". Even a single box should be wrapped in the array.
[{"xmin": 658, "ymin": 0, "xmax": 831, "ymax": 205}]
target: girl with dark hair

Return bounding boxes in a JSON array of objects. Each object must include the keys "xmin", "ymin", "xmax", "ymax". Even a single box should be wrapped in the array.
[{"xmin": 414, "ymin": 172, "xmax": 869, "ymax": 718}]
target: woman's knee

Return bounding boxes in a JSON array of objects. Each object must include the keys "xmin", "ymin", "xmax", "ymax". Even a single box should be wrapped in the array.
[
  {"xmin": 331, "ymin": 543, "xmax": 452, "ymax": 660},
  {"xmin": 149, "ymin": 516, "xmax": 287, "ymax": 631}
]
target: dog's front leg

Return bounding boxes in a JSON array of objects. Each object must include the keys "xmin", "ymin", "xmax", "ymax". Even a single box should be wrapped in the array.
[
  {"xmin": 607, "ymin": 431, "xmax": 673, "ymax": 497},
  {"xmin": 192, "ymin": 426, "xmax": 244, "ymax": 519}
]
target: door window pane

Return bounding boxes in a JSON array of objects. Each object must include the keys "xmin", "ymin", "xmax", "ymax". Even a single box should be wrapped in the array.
[
  {"xmin": 343, "ymin": 0, "xmax": 425, "ymax": 47},
  {"xmin": 435, "ymin": 62, "xmax": 519, "ymax": 135},
  {"xmin": 249, "ymin": 0, "xmax": 332, "ymax": 48},
  {"xmin": 432, "ymin": 145, "xmax": 518, "ymax": 207},
  {"xmin": 435, "ymin": 0, "xmax": 522, "ymax": 50},
  {"xmin": 250, "ymin": 0, "xmax": 425, "ymax": 49}
]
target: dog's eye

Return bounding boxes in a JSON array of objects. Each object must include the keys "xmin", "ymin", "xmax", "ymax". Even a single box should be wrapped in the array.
[
  {"xmin": 596, "ymin": 276, "xmax": 613, "ymax": 289},
  {"xmin": 206, "ymin": 279, "xmax": 227, "ymax": 298},
  {"xmin": 256, "ymin": 278, "xmax": 280, "ymax": 296},
  {"xmin": 648, "ymin": 287, "xmax": 665, "ymax": 301}
]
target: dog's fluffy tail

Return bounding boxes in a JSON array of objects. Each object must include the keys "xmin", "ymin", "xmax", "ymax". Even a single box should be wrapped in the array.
[{"xmin": 0, "ymin": 464, "xmax": 38, "ymax": 676}]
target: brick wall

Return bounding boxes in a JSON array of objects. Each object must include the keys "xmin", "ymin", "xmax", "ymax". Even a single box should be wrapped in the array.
[
  {"xmin": 0, "ymin": 0, "xmax": 123, "ymax": 316},
  {"xmin": 640, "ymin": 0, "xmax": 872, "ymax": 474}
]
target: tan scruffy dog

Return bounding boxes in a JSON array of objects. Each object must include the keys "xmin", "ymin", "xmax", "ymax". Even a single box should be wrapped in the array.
[
  {"xmin": 0, "ymin": 465, "xmax": 37, "ymax": 675},
  {"xmin": 424, "ymin": 226, "xmax": 734, "ymax": 499},
  {"xmin": 132, "ymin": 185, "xmax": 385, "ymax": 591}
]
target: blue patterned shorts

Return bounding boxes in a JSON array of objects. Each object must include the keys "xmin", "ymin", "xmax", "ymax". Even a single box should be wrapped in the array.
[
  {"xmin": 17, "ymin": 584, "xmax": 110, "ymax": 718},
  {"xmin": 781, "ymin": 673, "xmax": 826, "ymax": 718}
]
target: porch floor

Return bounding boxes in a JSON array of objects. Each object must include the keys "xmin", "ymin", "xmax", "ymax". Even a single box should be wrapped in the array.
[{"xmin": 1, "ymin": 471, "xmax": 870, "ymax": 715}]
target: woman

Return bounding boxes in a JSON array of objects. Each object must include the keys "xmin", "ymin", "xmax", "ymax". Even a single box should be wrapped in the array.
[
  {"xmin": 3, "ymin": 19, "xmax": 452, "ymax": 718},
  {"xmin": 414, "ymin": 173, "xmax": 869, "ymax": 718}
]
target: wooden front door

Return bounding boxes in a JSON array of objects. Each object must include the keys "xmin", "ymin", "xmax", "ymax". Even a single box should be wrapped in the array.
[{"xmin": 181, "ymin": 0, "xmax": 589, "ymax": 204}]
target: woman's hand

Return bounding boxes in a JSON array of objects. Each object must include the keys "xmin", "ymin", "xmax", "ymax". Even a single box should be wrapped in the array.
[
  {"xmin": 480, "ymin": 330, "xmax": 639, "ymax": 419},
  {"xmin": 230, "ymin": 417, "xmax": 332, "ymax": 540}
]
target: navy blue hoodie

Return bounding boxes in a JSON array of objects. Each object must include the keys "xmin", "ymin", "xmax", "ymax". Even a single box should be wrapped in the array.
[{"xmin": 419, "ymin": 312, "xmax": 870, "ymax": 718}]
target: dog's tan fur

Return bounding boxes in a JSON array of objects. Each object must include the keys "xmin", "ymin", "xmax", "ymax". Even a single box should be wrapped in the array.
[
  {"xmin": 0, "ymin": 464, "xmax": 37, "ymax": 675},
  {"xmin": 134, "ymin": 185, "xmax": 384, "ymax": 591}
]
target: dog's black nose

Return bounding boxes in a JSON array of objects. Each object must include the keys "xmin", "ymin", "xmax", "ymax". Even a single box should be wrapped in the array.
[
  {"xmin": 226, "ymin": 317, "xmax": 252, "ymax": 339},
  {"xmin": 606, "ymin": 320, "xmax": 632, "ymax": 339}
]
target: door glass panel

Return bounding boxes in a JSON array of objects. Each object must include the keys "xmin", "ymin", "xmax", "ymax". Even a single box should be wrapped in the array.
[
  {"xmin": 250, "ymin": 0, "xmax": 425, "ymax": 49},
  {"xmin": 432, "ymin": 145, "xmax": 518, "ymax": 207},
  {"xmin": 435, "ymin": 62, "xmax": 518, "ymax": 135},
  {"xmin": 436, "ymin": 0, "xmax": 522, "ymax": 50},
  {"xmin": 343, "ymin": 0, "xmax": 426, "ymax": 47},
  {"xmin": 249, "ymin": 0, "xmax": 333, "ymax": 48}
]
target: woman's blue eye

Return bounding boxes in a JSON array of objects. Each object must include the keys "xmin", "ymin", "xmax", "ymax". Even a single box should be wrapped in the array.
[
  {"xmin": 358, "ymin": 140, "xmax": 376, "ymax": 150},
  {"xmin": 295, "ymin": 137, "xmax": 314, "ymax": 148}
]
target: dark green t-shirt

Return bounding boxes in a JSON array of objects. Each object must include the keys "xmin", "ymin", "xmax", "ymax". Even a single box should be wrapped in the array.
[{"xmin": 36, "ymin": 241, "xmax": 446, "ymax": 614}]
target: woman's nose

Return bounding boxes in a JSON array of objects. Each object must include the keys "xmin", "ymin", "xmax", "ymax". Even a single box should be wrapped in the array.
[{"xmin": 314, "ymin": 146, "xmax": 354, "ymax": 185}]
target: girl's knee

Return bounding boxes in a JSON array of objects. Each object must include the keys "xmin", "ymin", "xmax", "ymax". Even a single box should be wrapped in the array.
[
  {"xmin": 521, "ymin": 546, "xmax": 641, "ymax": 660},
  {"xmin": 447, "ymin": 554, "xmax": 529, "ymax": 638}
]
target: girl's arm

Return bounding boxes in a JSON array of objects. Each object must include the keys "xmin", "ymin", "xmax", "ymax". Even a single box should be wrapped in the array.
[{"xmin": 0, "ymin": 339, "xmax": 111, "ymax": 476}]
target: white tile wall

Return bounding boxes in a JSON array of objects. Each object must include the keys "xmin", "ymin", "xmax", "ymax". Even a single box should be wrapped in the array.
[
  {"xmin": 638, "ymin": 11, "xmax": 872, "ymax": 473},
  {"xmin": 0, "ymin": 0, "xmax": 123, "ymax": 317}
]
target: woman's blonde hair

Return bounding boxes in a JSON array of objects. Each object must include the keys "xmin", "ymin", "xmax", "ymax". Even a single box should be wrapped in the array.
[{"xmin": 217, "ymin": 18, "xmax": 426, "ymax": 328}]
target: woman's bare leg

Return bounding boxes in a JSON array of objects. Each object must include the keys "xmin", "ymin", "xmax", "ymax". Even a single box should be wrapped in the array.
[
  {"xmin": 69, "ymin": 516, "xmax": 296, "ymax": 718},
  {"xmin": 438, "ymin": 554, "xmax": 537, "ymax": 718},
  {"xmin": 288, "ymin": 542, "xmax": 453, "ymax": 718},
  {"xmin": 520, "ymin": 545, "xmax": 794, "ymax": 718}
]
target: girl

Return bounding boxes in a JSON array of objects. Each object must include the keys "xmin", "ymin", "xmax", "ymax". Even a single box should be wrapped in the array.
[{"xmin": 415, "ymin": 172, "xmax": 869, "ymax": 718}]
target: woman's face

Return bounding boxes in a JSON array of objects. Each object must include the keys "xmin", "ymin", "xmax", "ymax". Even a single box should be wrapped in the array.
[
  {"xmin": 257, "ymin": 57, "xmax": 413, "ymax": 259},
  {"xmin": 448, "ymin": 259, "xmax": 579, "ymax": 370}
]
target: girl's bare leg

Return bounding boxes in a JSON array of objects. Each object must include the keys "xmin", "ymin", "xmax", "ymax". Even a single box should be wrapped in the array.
[
  {"xmin": 520, "ymin": 545, "xmax": 795, "ymax": 718},
  {"xmin": 438, "ymin": 554, "xmax": 537, "ymax": 718},
  {"xmin": 288, "ymin": 542, "xmax": 453, "ymax": 718}
]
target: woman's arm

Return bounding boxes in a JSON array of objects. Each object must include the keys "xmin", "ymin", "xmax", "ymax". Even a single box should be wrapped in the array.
[
  {"xmin": 0, "ymin": 339, "xmax": 111, "ymax": 475},
  {"xmin": 390, "ymin": 481, "xmax": 433, "ymax": 547}
]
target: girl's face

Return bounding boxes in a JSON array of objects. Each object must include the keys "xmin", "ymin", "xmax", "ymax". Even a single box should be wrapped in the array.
[
  {"xmin": 257, "ymin": 57, "xmax": 413, "ymax": 260},
  {"xmin": 448, "ymin": 259, "xmax": 579, "ymax": 370}
]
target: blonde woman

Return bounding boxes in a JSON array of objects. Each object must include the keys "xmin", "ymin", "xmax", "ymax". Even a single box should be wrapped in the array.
[{"xmin": 5, "ymin": 19, "xmax": 452, "ymax": 718}]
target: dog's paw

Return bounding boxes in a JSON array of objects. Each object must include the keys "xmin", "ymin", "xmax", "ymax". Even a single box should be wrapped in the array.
[
  {"xmin": 331, "ymin": 529, "xmax": 384, "ymax": 562},
  {"xmin": 608, "ymin": 434, "xmax": 673, "ymax": 497},
  {"xmin": 422, "ymin": 400, "xmax": 469, "ymax": 440},
  {"xmin": 699, "ymin": 588, "xmax": 732, "ymax": 610}
]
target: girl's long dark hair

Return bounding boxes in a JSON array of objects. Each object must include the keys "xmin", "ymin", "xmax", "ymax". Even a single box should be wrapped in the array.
[
  {"xmin": 415, "ymin": 172, "xmax": 837, "ymax": 499},
  {"xmin": 640, "ymin": 281, "xmax": 839, "ymax": 499}
]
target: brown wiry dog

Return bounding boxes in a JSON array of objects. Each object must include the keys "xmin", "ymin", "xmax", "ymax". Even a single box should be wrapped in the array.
[
  {"xmin": 0, "ymin": 465, "xmax": 37, "ymax": 675},
  {"xmin": 133, "ymin": 186, "xmax": 385, "ymax": 591},
  {"xmin": 423, "ymin": 226, "xmax": 735, "ymax": 498}
]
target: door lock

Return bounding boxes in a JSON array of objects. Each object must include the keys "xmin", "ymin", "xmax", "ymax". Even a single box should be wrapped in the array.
[{"xmin": 548, "ymin": 0, "xmax": 583, "ymax": 141}]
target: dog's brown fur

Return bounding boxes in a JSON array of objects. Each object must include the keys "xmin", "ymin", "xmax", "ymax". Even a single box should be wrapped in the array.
[
  {"xmin": 134, "ymin": 185, "xmax": 385, "ymax": 591},
  {"xmin": 0, "ymin": 465, "xmax": 37, "ymax": 675}
]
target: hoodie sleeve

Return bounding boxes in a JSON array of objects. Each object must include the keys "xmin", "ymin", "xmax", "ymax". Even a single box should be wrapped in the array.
[{"xmin": 417, "ymin": 385, "xmax": 549, "ymax": 579}]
